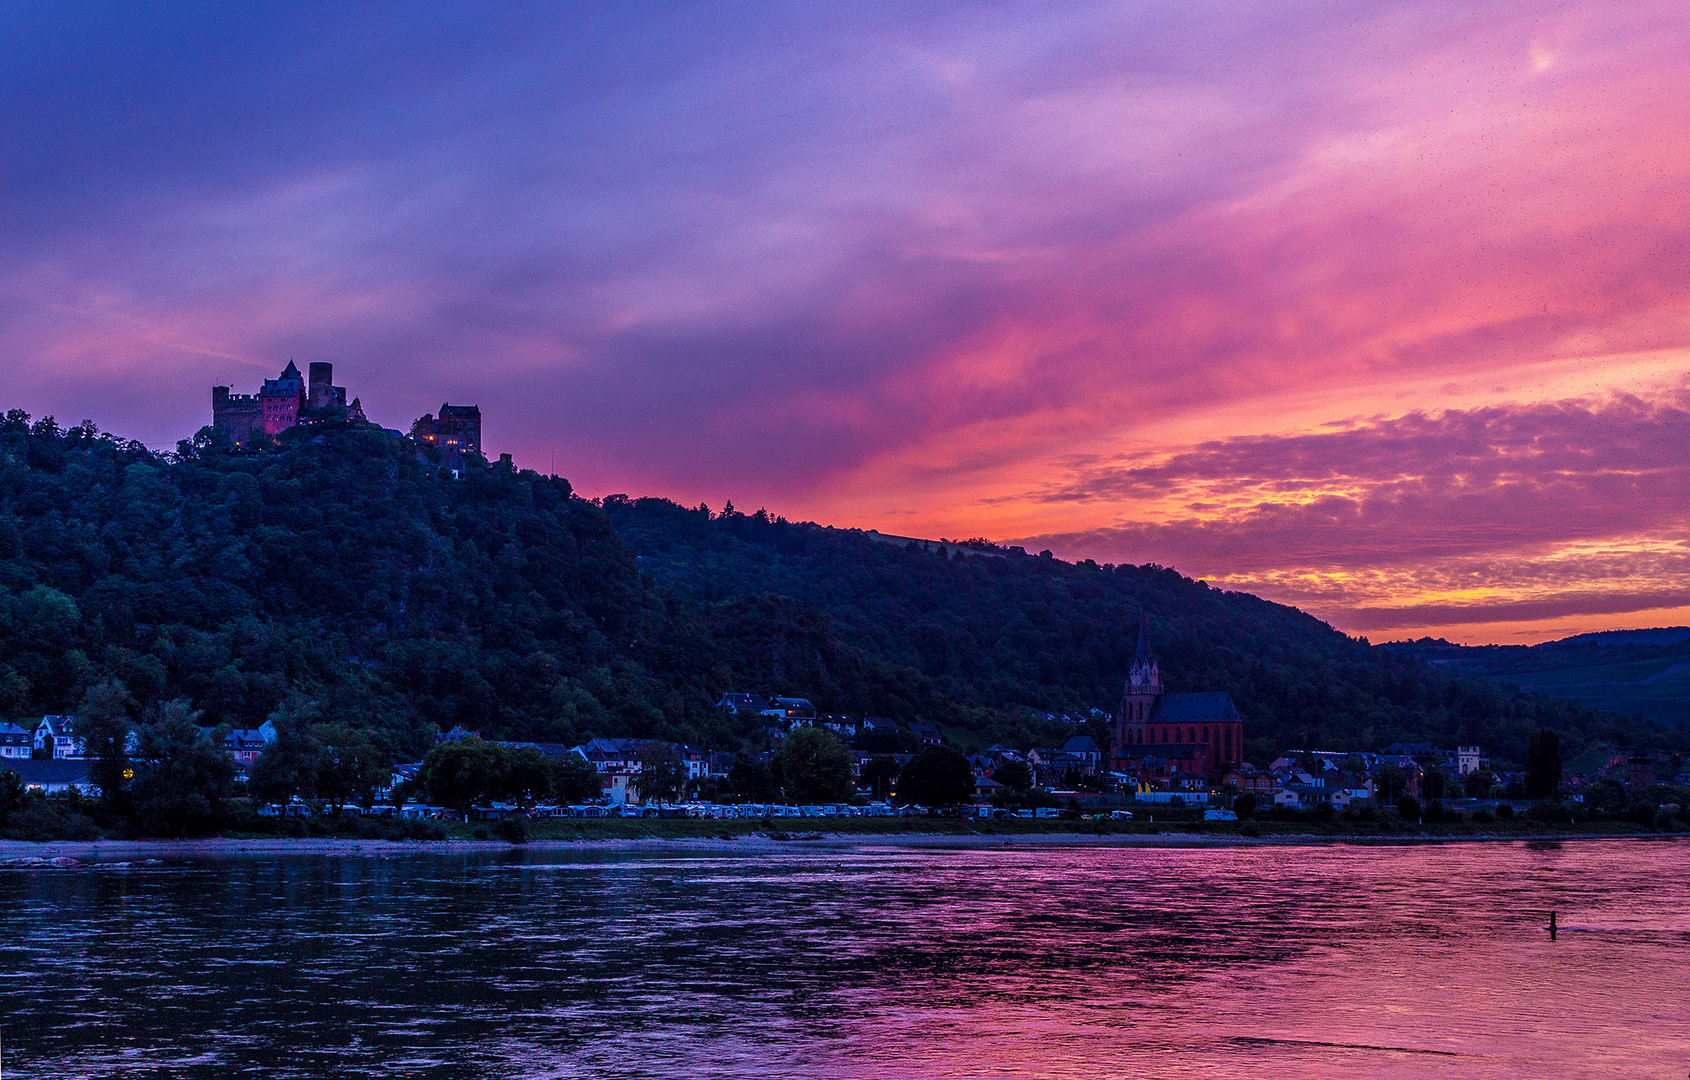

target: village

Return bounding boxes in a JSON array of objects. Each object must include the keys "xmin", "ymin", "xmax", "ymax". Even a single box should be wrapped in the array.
[{"xmin": 2, "ymin": 687, "xmax": 1680, "ymax": 828}]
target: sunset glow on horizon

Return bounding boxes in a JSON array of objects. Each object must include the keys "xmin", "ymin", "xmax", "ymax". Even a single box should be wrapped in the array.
[{"xmin": 4, "ymin": 1, "xmax": 1689, "ymax": 645}]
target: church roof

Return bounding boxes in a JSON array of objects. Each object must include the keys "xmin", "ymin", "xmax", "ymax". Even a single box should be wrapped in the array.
[
  {"xmin": 1134, "ymin": 611, "xmax": 1155, "ymax": 662},
  {"xmin": 1148, "ymin": 692, "xmax": 1242, "ymax": 723}
]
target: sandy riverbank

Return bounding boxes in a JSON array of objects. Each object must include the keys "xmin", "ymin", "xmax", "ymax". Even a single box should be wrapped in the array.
[
  {"xmin": 1, "ymin": 829, "xmax": 1678, "ymax": 864},
  {"xmin": 0, "ymin": 832, "xmax": 1250, "ymax": 862}
]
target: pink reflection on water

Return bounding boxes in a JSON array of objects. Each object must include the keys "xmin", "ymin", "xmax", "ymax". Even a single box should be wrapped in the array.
[{"xmin": 797, "ymin": 840, "xmax": 1690, "ymax": 1080}]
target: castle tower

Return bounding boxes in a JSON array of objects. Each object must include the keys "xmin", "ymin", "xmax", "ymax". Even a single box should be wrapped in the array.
[
  {"xmin": 308, "ymin": 362, "xmax": 333, "ymax": 409},
  {"xmin": 1115, "ymin": 612, "xmax": 1163, "ymax": 754},
  {"xmin": 306, "ymin": 361, "xmax": 348, "ymax": 411}
]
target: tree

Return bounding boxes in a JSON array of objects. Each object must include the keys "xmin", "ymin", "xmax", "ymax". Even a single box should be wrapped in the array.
[
  {"xmin": 0, "ymin": 769, "xmax": 24, "ymax": 825},
  {"xmin": 248, "ymin": 720, "xmax": 329, "ymax": 809},
  {"xmin": 503, "ymin": 747, "xmax": 554, "ymax": 807},
  {"xmin": 1463, "ymin": 768, "xmax": 1497, "ymax": 798},
  {"xmin": 130, "ymin": 702, "xmax": 235, "ymax": 837},
  {"xmin": 312, "ymin": 724, "xmax": 393, "ymax": 812},
  {"xmin": 1233, "ymin": 792, "xmax": 1257, "ymax": 821},
  {"xmin": 772, "ymin": 727, "xmax": 853, "ymax": 803},
  {"xmin": 548, "ymin": 754, "xmax": 602, "ymax": 803},
  {"xmin": 727, "ymin": 756, "xmax": 776, "ymax": 801},
  {"xmin": 1525, "ymin": 728, "xmax": 1563, "ymax": 798},
  {"xmin": 859, "ymin": 755, "xmax": 901, "ymax": 799},
  {"xmin": 897, "ymin": 745, "xmax": 973, "ymax": 807},
  {"xmin": 1421, "ymin": 766, "xmax": 1448, "ymax": 801},
  {"xmin": 1373, "ymin": 765, "xmax": 1410, "ymax": 804},
  {"xmin": 1397, "ymin": 794, "xmax": 1421, "ymax": 819},
  {"xmin": 633, "ymin": 742, "xmax": 687, "ymax": 806},
  {"xmin": 78, "ymin": 679, "xmax": 134, "ymax": 816},
  {"xmin": 994, "ymin": 759, "xmax": 1033, "ymax": 792},
  {"xmin": 416, "ymin": 737, "xmax": 505, "ymax": 814}
]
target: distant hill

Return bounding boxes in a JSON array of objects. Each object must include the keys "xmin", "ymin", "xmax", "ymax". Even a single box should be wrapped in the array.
[
  {"xmin": 599, "ymin": 498, "xmax": 1685, "ymax": 766},
  {"xmin": 0, "ymin": 410, "xmax": 1680, "ymax": 769},
  {"xmin": 1564, "ymin": 627, "xmax": 1690, "ymax": 647},
  {"xmin": 1383, "ymin": 631, "xmax": 1690, "ymax": 728}
]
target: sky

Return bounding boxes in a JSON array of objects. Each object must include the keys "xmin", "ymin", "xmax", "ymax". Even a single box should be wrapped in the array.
[{"xmin": 3, "ymin": 1, "xmax": 1689, "ymax": 646}]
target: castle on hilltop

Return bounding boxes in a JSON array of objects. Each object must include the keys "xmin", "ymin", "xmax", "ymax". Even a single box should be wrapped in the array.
[
  {"xmin": 212, "ymin": 361, "xmax": 366, "ymax": 443},
  {"xmin": 211, "ymin": 363, "xmax": 483, "ymax": 465},
  {"xmin": 410, "ymin": 404, "xmax": 482, "ymax": 469},
  {"xmin": 1111, "ymin": 613, "xmax": 1244, "ymax": 783}
]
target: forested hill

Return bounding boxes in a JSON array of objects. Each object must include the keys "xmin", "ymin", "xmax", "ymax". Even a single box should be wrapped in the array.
[
  {"xmin": 600, "ymin": 498, "xmax": 1676, "ymax": 765},
  {"xmin": 1385, "ymin": 631, "xmax": 1690, "ymax": 729},
  {"xmin": 0, "ymin": 412, "xmax": 1673, "ymax": 767}
]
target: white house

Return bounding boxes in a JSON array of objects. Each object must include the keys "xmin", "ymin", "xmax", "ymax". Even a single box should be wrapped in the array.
[{"xmin": 34, "ymin": 715, "xmax": 84, "ymax": 759}]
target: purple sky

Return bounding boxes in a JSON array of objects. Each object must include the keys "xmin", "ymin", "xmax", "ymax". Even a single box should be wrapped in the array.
[{"xmin": 4, "ymin": 2, "xmax": 1690, "ymax": 643}]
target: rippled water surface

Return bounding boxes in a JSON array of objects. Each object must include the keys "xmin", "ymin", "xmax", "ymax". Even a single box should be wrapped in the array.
[{"xmin": 1, "ymin": 838, "xmax": 1686, "ymax": 1078}]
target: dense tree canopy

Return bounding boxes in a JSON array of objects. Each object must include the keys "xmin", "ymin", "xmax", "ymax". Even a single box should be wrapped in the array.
[
  {"xmin": 0, "ymin": 410, "xmax": 1675, "ymax": 775},
  {"xmin": 771, "ymin": 726, "xmax": 853, "ymax": 803},
  {"xmin": 603, "ymin": 497, "xmax": 1684, "ymax": 766},
  {"xmin": 897, "ymin": 746, "xmax": 975, "ymax": 806}
]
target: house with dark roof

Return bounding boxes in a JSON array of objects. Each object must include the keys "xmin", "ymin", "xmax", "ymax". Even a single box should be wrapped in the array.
[
  {"xmin": 1061, "ymin": 736, "xmax": 1102, "ymax": 774},
  {"xmin": 819, "ymin": 714, "xmax": 858, "ymax": 738},
  {"xmin": 908, "ymin": 720, "xmax": 942, "ymax": 746},
  {"xmin": 1380, "ymin": 743, "xmax": 1441, "ymax": 757},
  {"xmin": 706, "ymin": 751, "xmax": 737, "ymax": 779},
  {"xmin": 714, "ymin": 693, "xmax": 773, "ymax": 715},
  {"xmin": 570, "ymin": 738, "xmax": 683, "ymax": 776},
  {"xmin": 222, "ymin": 728, "xmax": 272, "ymax": 766},
  {"xmin": 0, "ymin": 721, "xmax": 32, "ymax": 760},
  {"xmin": 1223, "ymin": 763, "xmax": 1273, "ymax": 793},
  {"xmin": 2, "ymin": 758, "xmax": 97, "ymax": 795},
  {"xmin": 769, "ymin": 697, "xmax": 818, "ymax": 722},
  {"xmin": 974, "ymin": 774, "xmax": 1006, "ymax": 800},
  {"xmin": 494, "ymin": 740, "xmax": 576, "ymax": 758}
]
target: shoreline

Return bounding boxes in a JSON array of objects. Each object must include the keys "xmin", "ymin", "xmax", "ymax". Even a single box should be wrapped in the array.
[{"xmin": 1, "ymin": 829, "xmax": 1682, "ymax": 863}]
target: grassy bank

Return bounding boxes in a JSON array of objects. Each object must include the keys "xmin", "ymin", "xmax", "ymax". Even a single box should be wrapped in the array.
[
  {"xmin": 433, "ymin": 813, "xmax": 1686, "ymax": 843},
  {"xmin": 8, "ymin": 792, "xmax": 1685, "ymax": 845}
]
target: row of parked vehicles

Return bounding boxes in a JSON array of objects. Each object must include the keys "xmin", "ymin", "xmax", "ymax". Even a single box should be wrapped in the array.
[
  {"xmin": 256, "ymin": 798, "xmax": 1219, "ymax": 822},
  {"xmin": 530, "ymin": 802, "xmax": 903, "ymax": 820}
]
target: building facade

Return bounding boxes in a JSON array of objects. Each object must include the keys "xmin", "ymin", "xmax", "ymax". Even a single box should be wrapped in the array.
[
  {"xmin": 34, "ymin": 715, "xmax": 84, "ymax": 759},
  {"xmin": 1110, "ymin": 615, "xmax": 1245, "ymax": 783},
  {"xmin": 213, "ymin": 361, "xmax": 364, "ymax": 443},
  {"xmin": 0, "ymin": 721, "xmax": 32, "ymax": 759},
  {"xmin": 411, "ymin": 403, "xmax": 483, "ymax": 472}
]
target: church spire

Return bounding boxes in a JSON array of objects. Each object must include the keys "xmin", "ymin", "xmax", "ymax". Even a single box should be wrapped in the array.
[{"xmin": 1126, "ymin": 611, "xmax": 1162, "ymax": 696}]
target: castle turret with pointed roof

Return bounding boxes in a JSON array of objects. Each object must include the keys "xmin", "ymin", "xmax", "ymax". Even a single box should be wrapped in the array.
[{"xmin": 1112, "ymin": 611, "xmax": 1244, "ymax": 782}]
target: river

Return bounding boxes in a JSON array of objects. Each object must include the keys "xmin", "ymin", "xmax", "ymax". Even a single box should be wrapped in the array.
[{"xmin": 0, "ymin": 837, "xmax": 1685, "ymax": 1078}]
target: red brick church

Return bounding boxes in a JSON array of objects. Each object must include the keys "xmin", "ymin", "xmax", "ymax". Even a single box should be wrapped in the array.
[{"xmin": 1112, "ymin": 614, "xmax": 1244, "ymax": 783}]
